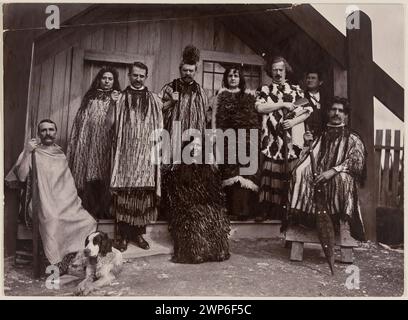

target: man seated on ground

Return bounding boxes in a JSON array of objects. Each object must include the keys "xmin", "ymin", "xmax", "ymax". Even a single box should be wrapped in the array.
[
  {"xmin": 285, "ymin": 97, "xmax": 366, "ymax": 242},
  {"xmin": 6, "ymin": 119, "xmax": 97, "ymax": 274}
]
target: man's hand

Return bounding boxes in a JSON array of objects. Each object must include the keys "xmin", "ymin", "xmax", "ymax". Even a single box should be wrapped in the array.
[
  {"xmin": 25, "ymin": 138, "xmax": 39, "ymax": 153},
  {"xmin": 111, "ymin": 90, "xmax": 120, "ymax": 101},
  {"xmin": 303, "ymin": 131, "xmax": 313, "ymax": 145},
  {"xmin": 282, "ymin": 119, "xmax": 296, "ymax": 130},
  {"xmin": 283, "ymin": 102, "xmax": 295, "ymax": 111},
  {"xmin": 315, "ymin": 169, "xmax": 337, "ymax": 184}
]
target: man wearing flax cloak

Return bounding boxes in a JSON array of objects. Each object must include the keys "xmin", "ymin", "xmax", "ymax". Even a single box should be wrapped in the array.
[
  {"xmin": 5, "ymin": 119, "xmax": 97, "ymax": 272},
  {"xmin": 106, "ymin": 61, "xmax": 162, "ymax": 251},
  {"xmin": 159, "ymin": 45, "xmax": 230, "ymax": 264},
  {"xmin": 287, "ymin": 97, "xmax": 366, "ymax": 241}
]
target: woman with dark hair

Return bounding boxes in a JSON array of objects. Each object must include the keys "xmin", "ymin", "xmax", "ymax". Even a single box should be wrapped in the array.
[
  {"xmin": 67, "ymin": 66, "xmax": 121, "ymax": 219},
  {"xmin": 211, "ymin": 66, "xmax": 260, "ymax": 221}
]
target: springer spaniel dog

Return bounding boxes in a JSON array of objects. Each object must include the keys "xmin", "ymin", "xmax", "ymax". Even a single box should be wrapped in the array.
[{"xmin": 72, "ymin": 231, "xmax": 123, "ymax": 296}]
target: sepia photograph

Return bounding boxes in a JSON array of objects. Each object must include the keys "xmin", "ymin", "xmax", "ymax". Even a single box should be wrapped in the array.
[{"xmin": 1, "ymin": 1, "xmax": 405, "ymax": 299}]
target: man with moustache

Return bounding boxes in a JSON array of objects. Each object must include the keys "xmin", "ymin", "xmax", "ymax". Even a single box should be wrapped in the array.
[
  {"xmin": 255, "ymin": 56, "xmax": 312, "ymax": 222},
  {"xmin": 106, "ymin": 61, "xmax": 163, "ymax": 251},
  {"xmin": 287, "ymin": 97, "xmax": 366, "ymax": 241},
  {"xmin": 303, "ymin": 70, "xmax": 328, "ymax": 136},
  {"xmin": 6, "ymin": 119, "xmax": 97, "ymax": 274},
  {"xmin": 159, "ymin": 45, "xmax": 208, "ymax": 155},
  {"xmin": 159, "ymin": 46, "xmax": 230, "ymax": 264}
]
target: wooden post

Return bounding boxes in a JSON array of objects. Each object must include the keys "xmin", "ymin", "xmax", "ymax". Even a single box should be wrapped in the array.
[
  {"xmin": 391, "ymin": 131, "xmax": 401, "ymax": 207},
  {"xmin": 347, "ymin": 11, "xmax": 376, "ymax": 241},
  {"xmin": 32, "ymin": 151, "xmax": 41, "ymax": 278}
]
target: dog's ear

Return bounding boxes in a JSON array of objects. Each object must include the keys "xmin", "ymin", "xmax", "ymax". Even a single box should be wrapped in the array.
[
  {"xmin": 99, "ymin": 232, "xmax": 112, "ymax": 257},
  {"xmin": 85, "ymin": 235, "xmax": 90, "ymax": 247}
]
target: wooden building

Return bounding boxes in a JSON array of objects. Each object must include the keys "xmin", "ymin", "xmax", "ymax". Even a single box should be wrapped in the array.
[{"xmin": 4, "ymin": 4, "xmax": 404, "ymax": 257}]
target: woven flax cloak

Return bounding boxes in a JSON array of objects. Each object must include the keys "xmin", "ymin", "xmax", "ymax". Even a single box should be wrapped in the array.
[
  {"xmin": 67, "ymin": 89, "xmax": 114, "ymax": 191},
  {"xmin": 289, "ymin": 125, "xmax": 366, "ymax": 240},
  {"xmin": 110, "ymin": 87, "xmax": 163, "ymax": 226}
]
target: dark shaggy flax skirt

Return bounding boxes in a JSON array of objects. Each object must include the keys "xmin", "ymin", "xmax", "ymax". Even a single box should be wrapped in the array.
[{"xmin": 163, "ymin": 164, "xmax": 230, "ymax": 264}]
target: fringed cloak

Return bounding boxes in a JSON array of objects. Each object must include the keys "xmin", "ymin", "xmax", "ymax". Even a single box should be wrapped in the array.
[
  {"xmin": 110, "ymin": 86, "xmax": 163, "ymax": 226},
  {"xmin": 67, "ymin": 89, "xmax": 114, "ymax": 191},
  {"xmin": 289, "ymin": 125, "xmax": 366, "ymax": 240},
  {"xmin": 163, "ymin": 163, "xmax": 230, "ymax": 264},
  {"xmin": 159, "ymin": 79, "xmax": 208, "ymax": 154},
  {"xmin": 213, "ymin": 88, "xmax": 260, "ymax": 191}
]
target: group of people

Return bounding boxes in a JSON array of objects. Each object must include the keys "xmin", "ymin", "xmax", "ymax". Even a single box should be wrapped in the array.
[{"xmin": 7, "ymin": 44, "xmax": 367, "ymax": 274}]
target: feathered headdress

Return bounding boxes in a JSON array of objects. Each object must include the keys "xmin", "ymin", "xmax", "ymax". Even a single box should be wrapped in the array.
[{"xmin": 182, "ymin": 45, "xmax": 200, "ymax": 65}]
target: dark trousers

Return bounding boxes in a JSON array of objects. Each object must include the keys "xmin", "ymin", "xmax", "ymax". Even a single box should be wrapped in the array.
[{"xmin": 117, "ymin": 221, "xmax": 146, "ymax": 241}]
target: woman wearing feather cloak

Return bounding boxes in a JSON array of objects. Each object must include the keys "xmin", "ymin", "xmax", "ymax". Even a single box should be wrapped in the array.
[{"xmin": 211, "ymin": 66, "xmax": 260, "ymax": 220}]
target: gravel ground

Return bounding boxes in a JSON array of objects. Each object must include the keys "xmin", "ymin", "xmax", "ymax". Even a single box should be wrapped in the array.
[{"xmin": 3, "ymin": 238, "xmax": 404, "ymax": 297}]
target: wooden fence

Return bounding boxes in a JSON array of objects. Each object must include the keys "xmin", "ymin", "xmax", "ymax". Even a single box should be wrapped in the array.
[{"xmin": 375, "ymin": 129, "xmax": 404, "ymax": 209}]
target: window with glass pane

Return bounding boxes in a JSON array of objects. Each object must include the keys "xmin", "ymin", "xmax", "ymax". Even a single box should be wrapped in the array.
[{"xmin": 202, "ymin": 61, "xmax": 262, "ymax": 98}]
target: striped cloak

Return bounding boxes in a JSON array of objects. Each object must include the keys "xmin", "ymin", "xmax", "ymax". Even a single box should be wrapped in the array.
[{"xmin": 110, "ymin": 86, "xmax": 163, "ymax": 226}]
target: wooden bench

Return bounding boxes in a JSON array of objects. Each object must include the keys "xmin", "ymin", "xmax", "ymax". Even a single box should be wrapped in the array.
[{"xmin": 285, "ymin": 221, "xmax": 358, "ymax": 263}]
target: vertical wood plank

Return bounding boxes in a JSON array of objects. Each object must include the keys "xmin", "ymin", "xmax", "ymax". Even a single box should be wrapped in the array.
[
  {"xmin": 61, "ymin": 47, "xmax": 73, "ymax": 151},
  {"xmin": 169, "ymin": 20, "xmax": 183, "ymax": 83},
  {"xmin": 391, "ymin": 130, "xmax": 401, "ymax": 207},
  {"xmin": 157, "ymin": 20, "xmax": 173, "ymax": 91},
  {"xmin": 382, "ymin": 130, "xmax": 392, "ymax": 206},
  {"xmin": 80, "ymin": 33, "xmax": 93, "ymax": 50},
  {"xmin": 91, "ymin": 28, "xmax": 104, "ymax": 50},
  {"xmin": 398, "ymin": 153, "xmax": 404, "ymax": 208},
  {"xmin": 115, "ymin": 24, "xmax": 128, "ymax": 52},
  {"xmin": 374, "ymin": 130, "xmax": 383, "ymax": 206},
  {"xmin": 50, "ymin": 50, "xmax": 68, "ymax": 147},
  {"xmin": 37, "ymin": 56, "xmax": 55, "ymax": 125},
  {"xmin": 192, "ymin": 19, "xmax": 205, "ymax": 50},
  {"xmin": 125, "ymin": 11, "xmax": 141, "ymax": 54},
  {"xmin": 180, "ymin": 18, "xmax": 194, "ymax": 49},
  {"xmin": 103, "ymin": 26, "xmax": 116, "ymax": 52},
  {"xmin": 202, "ymin": 18, "xmax": 215, "ymax": 51},
  {"xmin": 66, "ymin": 47, "xmax": 85, "ymax": 150}
]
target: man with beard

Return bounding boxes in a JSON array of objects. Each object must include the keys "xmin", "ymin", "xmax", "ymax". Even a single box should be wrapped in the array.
[
  {"xmin": 287, "ymin": 97, "xmax": 366, "ymax": 243},
  {"xmin": 159, "ymin": 45, "xmax": 230, "ymax": 264},
  {"xmin": 106, "ymin": 62, "xmax": 163, "ymax": 251},
  {"xmin": 255, "ymin": 56, "xmax": 312, "ymax": 222},
  {"xmin": 6, "ymin": 119, "xmax": 97, "ymax": 274},
  {"xmin": 159, "ymin": 45, "xmax": 208, "ymax": 152}
]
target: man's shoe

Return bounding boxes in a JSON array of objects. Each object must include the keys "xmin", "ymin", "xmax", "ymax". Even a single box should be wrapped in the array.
[{"xmin": 134, "ymin": 235, "xmax": 150, "ymax": 250}]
